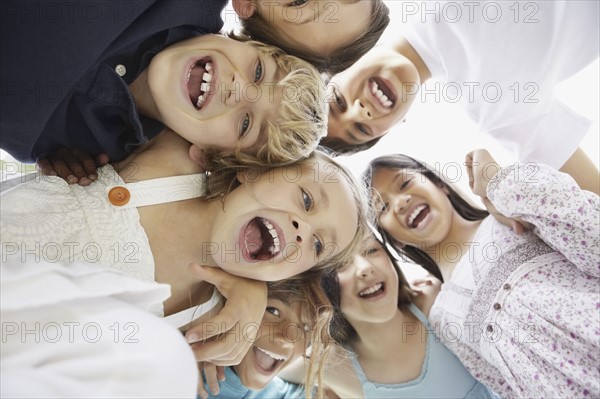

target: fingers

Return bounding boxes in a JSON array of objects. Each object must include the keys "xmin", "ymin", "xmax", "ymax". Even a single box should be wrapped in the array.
[
  {"xmin": 36, "ymin": 148, "xmax": 104, "ymax": 186},
  {"xmin": 200, "ymin": 362, "xmax": 221, "ymax": 398},
  {"xmin": 191, "ymin": 337, "xmax": 251, "ymax": 365},
  {"xmin": 197, "ymin": 363, "xmax": 209, "ymax": 399},
  {"xmin": 95, "ymin": 153, "xmax": 110, "ymax": 166}
]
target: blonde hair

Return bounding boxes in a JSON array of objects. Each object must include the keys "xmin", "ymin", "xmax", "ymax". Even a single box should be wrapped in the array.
[
  {"xmin": 202, "ymin": 38, "xmax": 327, "ymax": 172},
  {"xmin": 204, "ymin": 149, "xmax": 372, "ymax": 278},
  {"xmin": 266, "ymin": 275, "xmax": 334, "ymax": 399},
  {"xmin": 236, "ymin": 0, "xmax": 390, "ymax": 74}
]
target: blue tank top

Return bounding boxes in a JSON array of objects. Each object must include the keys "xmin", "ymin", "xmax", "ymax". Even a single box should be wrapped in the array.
[{"xmin": 350, "ymin": 304, "xmax": 496, "ymax": 398}]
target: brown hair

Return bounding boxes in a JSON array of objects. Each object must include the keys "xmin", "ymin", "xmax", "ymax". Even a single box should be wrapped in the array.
[
  {"xmin": 321, "ymin": 234, "xmax": 414, "ymax": 346},
  {"xmin": 319, "ymin": 135, "xmax": 383, "ymax": 156},
  {"xmin": 236, "ymin": 0, "xmax": 390, "ymax": 74},
  {"xmin": 363, "ymin": 154, "xmax": 489, "ymax": 282}
]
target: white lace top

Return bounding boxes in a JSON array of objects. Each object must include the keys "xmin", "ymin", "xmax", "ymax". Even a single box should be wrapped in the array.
[{"xmin": 1, "ymin": 165, "xmax": 207, "ymax": 318}]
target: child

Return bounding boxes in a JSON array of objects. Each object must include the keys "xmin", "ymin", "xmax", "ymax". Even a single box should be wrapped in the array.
[
  {"xmin": 323, "ymin": 0, "xmax": 599, "ymax": 194},
  {"xmin": 365, "ymin": 151, "xmax": 600, "ymax": 397},
  {"xmin": 1, "ymin": 130, "xmax": 371, "ymax": 363},
  {"xmin": 196, "ymin": 276, "xmax": 333, "ymax": 399},
  {"xmin": 231, "ymin": 0, "xmax": 390, "ymax": 74},
  {"xmin": 2, "ymin": 18, "xmax": 326, "ymax": 183},
  {"xmin": 320, "ymin": 235, "xmax": 496, "ymax": 398}
]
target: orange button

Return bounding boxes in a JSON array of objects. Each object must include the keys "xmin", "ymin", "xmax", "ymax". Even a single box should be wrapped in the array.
[{"xmin": 108, "ymin": 186, "xmax": 130, "ymax": 206}]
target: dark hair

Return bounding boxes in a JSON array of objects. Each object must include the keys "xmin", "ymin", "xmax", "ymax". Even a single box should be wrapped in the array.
[
  {"xmin": 319, "ymin": 135, "xmax": 383, "ymax": 156},
  {"xmin": 237, "ymin": 0, "xmax": 390, "ymax": 74},
  {"xmin": 362, "ymin": 154, "xmax": 489, "ymax": 282},
  {"xmin": 322, "ymin": 235, "xmax": 414, "ymax": 347}
]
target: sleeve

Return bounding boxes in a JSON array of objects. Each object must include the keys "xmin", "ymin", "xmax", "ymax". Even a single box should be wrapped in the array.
[
  {"xmin": 0, "ymin": 0, "xmax": 156, "ymax": 162},
  {"xmin": 485, "ymin": 100, "xmax": 591, "ymax": 169},
  {"xmin": 487, "ymin": 163, "xmax": 600, "ymax": 277}
]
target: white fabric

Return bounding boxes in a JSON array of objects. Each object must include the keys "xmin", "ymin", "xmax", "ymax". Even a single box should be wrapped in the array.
[
  {"xmin": 0, "ymin": 259, "xmax": 199, "ymax": 398},
  {"xmin": 0, "ymin": 165, "xmax": 207, "ymax": 317},
  {"xmin": 106, "ymin": 173, "xmax": 206, "ymax": 209},
  {"xmin": 402, "ymin": 0, "xmax": 599, "ymax": 168}
]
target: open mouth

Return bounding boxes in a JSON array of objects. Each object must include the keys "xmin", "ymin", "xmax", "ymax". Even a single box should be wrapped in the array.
[
  {"xmin": 407, "ymin": 204, "xmax": 430, "ymax": 229},
  {"xmin": 253, "ymin": 346, "xmax": 285, "ymax": 374},
  {"xmin": 187, "ymin": 57, "xmax": 214, "ymax": 110},
  {"xmin": 242, "ymin": 217, "xmax": 282, "ymax": 262},
  {"xmin": 358, "ymin": 282, "xmax": 385, "ymax": 298},
  {"xmin": 369, "ymin": 77, "xmax": 396, "ymax": 109}
]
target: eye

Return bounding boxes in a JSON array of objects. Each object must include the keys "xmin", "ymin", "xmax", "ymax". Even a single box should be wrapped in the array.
[
  {"xmin": 313, "ymin": 236, "xmax": 324, "ymax": 256},
  {"xmin": 333, "ymin": 89, "xmax": 347, "ymax": 112},
  {"xmin": 266, "ymin": 306, "xmax": 280, "ymax": 317},
  {"xmin": 364, "ymin": 246, "xmax": 381, "ymax": 256},
  {"xmin": 289, "ymin": 0, "xmax": 308, "ymax": 6},
  {"xmin": 356, "ymin": 123, "xmax": 369, "ymax": 136},
  {"xmin": 301, "ymin": 188, "xmax": 313, "ymax": 211},
  {"xmin": 400, "ymin": 178, "xmax": 413, "ymax": 190},
  {"xmin": 239, "ymin": 114, "xmax": 251, "ymax": 138},
  {"xmin": 253, "ymin": 59, "xmax": 263, "ymax": 83}
]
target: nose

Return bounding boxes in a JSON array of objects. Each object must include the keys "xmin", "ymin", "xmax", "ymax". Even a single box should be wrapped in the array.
[
  {"xmin": 352, "ymin": 99, "xmax": 372, "ymax": 120},
  {"xmin": 393, "ymin": 193, "xmax": 411, "ymax": 214},
  {"xmin": 290, "ymin": 217, "xmax": 311, "ymax": 247},
  {"xmin": 224, "ymin": 71, "xmax": 244, "ymax": 107},
  {"xmin": 354, "ymin": 255, "xmax": 374, "ymax": 278}
]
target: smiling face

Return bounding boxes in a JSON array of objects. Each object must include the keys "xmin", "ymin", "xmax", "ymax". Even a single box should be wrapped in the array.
[
  {"xmin": 326, "ymin": 47, "xmax": 421, "ymax": 145},
  {"xmin": 371, "ymin": 168, "xmax": 455, "ymax": 250},
  {"xmin": 337, "ymin": 238, "xmax": 399, "ymax": 325},
  {"xmin": 208, "ymin": 159, "xmax": 359, "ymax": 281},
  {"xmin": 234, "ymin": 297, "xmax": 309, "ymax": 390},
  {"xmin": 147, "ymin": 35, "xmax": 283, "ymax": 151},
  {"xmin": 252, "ymin": 0, "xmax": 373, "ymax": 57}
]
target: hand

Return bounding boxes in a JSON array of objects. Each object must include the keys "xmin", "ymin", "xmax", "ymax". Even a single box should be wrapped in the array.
[
  {"xmin": 464, "ymin": 149, "xmax": 500, "ymax": 198},
  {"xmin": 465, "ymin": 149, "xmax": 532, "ymax": 235},
  {"xmin": 185, "ymin": 263, "xmax": 267, "ymax": 366},
  {"xmin": 37, "ymin": 148, "xmax": 109, "ymax": 186},
  {"xmin": 197, "ymin": 362, "xmax": 225, "ymax": 399}
]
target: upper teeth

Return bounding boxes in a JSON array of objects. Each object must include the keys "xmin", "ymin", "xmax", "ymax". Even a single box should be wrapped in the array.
[
  {"xmin": 256, "ymin": 346, "xmax": 285, "ymax": 361},
  {"xmin": 370, "ymin": 80, "xmax": 393, "ymax": 108},
  {"xmin": 262, "ymin": 219, "xmax": 280, "ymax": 255},
  {"xmin": 408, "ymin": 205, "xmax": 427, "ymax": 227},
  {"xmin": 195, "ymin": 62, "xmax": 213, "ymax": 109},
  {"xmin": 359, "ymin": 283, "xmax": 382, "ymax": 297}
]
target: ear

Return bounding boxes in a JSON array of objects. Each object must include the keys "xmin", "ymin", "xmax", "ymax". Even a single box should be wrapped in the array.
[
  {"xmin": 188, "ymin": 144, "xmax": 207, "ymax": 170},
  {"xmin": 232, "ymin": 0, "xmax": 257, "ymax": 19},
  {"xmin": 236, "ymin": 170, "xmax": 249, "ymax": 184}
]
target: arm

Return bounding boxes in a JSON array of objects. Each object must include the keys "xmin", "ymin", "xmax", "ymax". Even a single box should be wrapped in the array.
[
  {"xmin": 486, "ymin": 158, "xmax": 600, "ymax": 277},
  {"xmin": 559, "ymin": 147, "xmax": 600, "ymax": 195}
]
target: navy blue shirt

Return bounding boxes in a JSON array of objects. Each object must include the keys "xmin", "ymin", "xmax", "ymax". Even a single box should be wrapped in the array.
[{"xmin": 1, "ymin": 0, "xmax": 227, "ymax": 162}]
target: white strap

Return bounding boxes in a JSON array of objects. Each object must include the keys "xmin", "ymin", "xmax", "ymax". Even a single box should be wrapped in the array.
[
  {"xmin": 163, "ymin": 289, "xmax": 221, "ymax": 329},
  {"xmin": 107, "ymin": 174, "xmax": 206, "ymax": 209}
]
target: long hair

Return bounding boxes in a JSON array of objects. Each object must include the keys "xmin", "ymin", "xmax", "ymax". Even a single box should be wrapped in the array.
[
  {"xmin": 266, "ymin": 274, "xmax": 333, "ymax": 399},
  {"xmin": 321, "ymin": 234, "xmax": 414, "ymax": 347},
  {"xmin": 362, "ymin": 154, "xmax": 489, "ymax": 282},
  {"xmin": 236, "ymin": 1, "xmax": 390, "ymax": 74}
]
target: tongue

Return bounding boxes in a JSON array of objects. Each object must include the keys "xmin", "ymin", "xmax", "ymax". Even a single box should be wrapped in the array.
[
  {"xmin": 244, "ymin": 219, "xmax": 264, "ymax": 255},
  {"xmin": 412, "ymin": 206, "xmax": 429, "ymax": 228},
  {"xmin": 254, "ymin": 347, "xmax": 277, "ymax": 372},
  {"xmin": 187, "ymin": 65, "xmax": 204, "ymax": 105}
]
